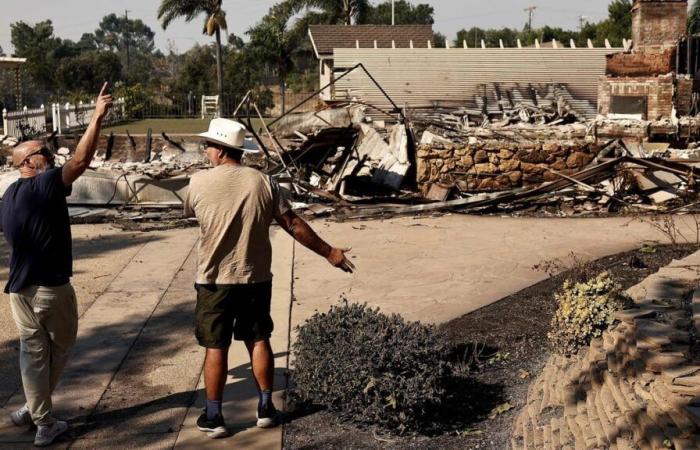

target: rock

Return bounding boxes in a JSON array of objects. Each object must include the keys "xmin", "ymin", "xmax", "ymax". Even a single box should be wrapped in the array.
[
  {"xmin": 542, "ymin": 141, "xmax": 559, "ymax": 152},
  {"xmin": 550, "ymin": 158, "xmax": 568, "ymax": 171},
  {"xmin": 478, "ymin": 178, "xmax": 500, "ymax": 190},
  {"xmin": 474, "ymin": 150, "xmax": 489, "ymax": 163},
  {"xmin": 516, "ymin": 149, "xmax": 548, "ymax": 164},
  {"xmin": 454, "ymin": 147, "xmax": 469, "ymax": 157},
  {"xmin": 460, "ymin": 155, "xmax": 474, "ymax": 168},
  {"xmin": 499, "ymin": 159, "xmax": 520, "ymax": 172},
  {"xmin": 57, "ymin": 147, "xmax": 70, "ymax": 156},
  {"xmin": 521, "ymin": 162, "xmax": 545, "ymax": 174},
  {"xmin": 489, "ymin": 153, "xmax": 500, "ymax": 164},
  {"xmin": 470, "ymin": 163, "xmax": 499, "ymax": 174},
  {"xmin": 543, "ymin": 170, "xmax": 560, "ymax": 182},
  {"xmin": 416, "ymin": 147, "xmax": 431, "ymax": 158},
  {"xmin": 506, "ymin": 171, "xmax": 523, "ymax": 184},
  {"xmin": 566, "ymin": 152, "xmax": 593, "ymax": 169},
  {"xmin": 416, "ymin": 160, "xmax": 431, "ymax": 183},
  {"xmin": 498, "ymin": 149, "xmax": 514, "ymax": 159}
]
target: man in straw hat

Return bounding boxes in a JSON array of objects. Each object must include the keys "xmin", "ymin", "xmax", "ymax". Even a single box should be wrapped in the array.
[
  {"xmin": 1, "ymin": 83, "xmax": 112, "ymax": 446},
  {"xmin": 185, "ymin": 118, "xmax": 354, "ymax": 438}
]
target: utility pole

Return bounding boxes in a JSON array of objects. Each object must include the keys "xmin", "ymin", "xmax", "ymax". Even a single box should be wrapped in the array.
[
  {"xmin": 578, "ymin": 15, "xmax": 588, "ymax": 32},
  {"xmin": 392, "ymin": 0, "xmax": 395, "ymax": 26},
  {"xmin": 524, "ymin": 6, "xmax": 537, "ymax": 33},
  {"xmin": 124, "ymin": 9, "xmax": 131, "ymax": 72}
]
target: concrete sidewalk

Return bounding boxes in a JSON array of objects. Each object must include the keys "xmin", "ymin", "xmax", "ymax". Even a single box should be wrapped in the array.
[{"xmin": 0, "ymin": 215, "xmax": 689, "ymax": 449}]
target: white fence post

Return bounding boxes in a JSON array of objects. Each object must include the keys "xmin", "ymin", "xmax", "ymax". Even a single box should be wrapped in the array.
[{"xmin": 2, "ymin": 108, "xmax": 7, "ymax": 136}]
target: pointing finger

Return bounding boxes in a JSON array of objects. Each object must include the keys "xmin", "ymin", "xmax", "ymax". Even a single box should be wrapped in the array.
[{"xmin": 99, "ymin": 82, "xmax": 109, "ymax": 96}]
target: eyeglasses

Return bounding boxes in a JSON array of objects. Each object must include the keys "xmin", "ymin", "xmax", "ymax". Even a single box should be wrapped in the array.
[{"xmin": 21, "ymin": 147, "xmax": 53, "ymax": 166}]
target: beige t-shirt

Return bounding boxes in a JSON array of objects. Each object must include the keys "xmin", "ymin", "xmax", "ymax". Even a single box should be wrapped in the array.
[{"xmin": 184, "ymin": 164, "xmax": 291, "ymax": 285}]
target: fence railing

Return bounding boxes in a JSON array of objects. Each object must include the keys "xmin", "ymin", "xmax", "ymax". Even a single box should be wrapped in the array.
[
  {"xmin": 130, "ymin": 92, "xmax": 321, "ymax": 119},
  {"xmin": 2, "ymin": 93, "xmax": 324, "ymax": 137},
  {"xmin": 2, "ymin": 105, "xmax": 48, "ymax": 138},
  {"xmin": 52, "ymin": 98, "xmax": 125, "ymax": 135}
]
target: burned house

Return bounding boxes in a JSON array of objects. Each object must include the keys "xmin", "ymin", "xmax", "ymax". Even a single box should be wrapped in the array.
[{"xmin": 598, "ymin": 0, "xmax": 698, "ymax": 120}]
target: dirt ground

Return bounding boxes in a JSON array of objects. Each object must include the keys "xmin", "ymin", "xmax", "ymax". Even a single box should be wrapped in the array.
[{"xmin": 282, "ymin": 244, "xmax": 697, "ymax": 450}]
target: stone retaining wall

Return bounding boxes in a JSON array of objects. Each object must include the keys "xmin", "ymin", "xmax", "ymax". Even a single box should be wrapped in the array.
[
  {"xmin": 416, "ymin": 138, "xmax": 599, "ymax": 192},
  {"xmin": 511, "ymin": 251, "xmax": 700, "ymax": 450}
]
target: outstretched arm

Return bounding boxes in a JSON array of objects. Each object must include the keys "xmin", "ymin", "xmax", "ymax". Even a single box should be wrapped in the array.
[
  {"xmin": 275, "ymin": 210, "xmax": 355, "ymax": 273},
  {"xmin": 62, "ymin": 82, "xmax": 113, "ymax": 186}
]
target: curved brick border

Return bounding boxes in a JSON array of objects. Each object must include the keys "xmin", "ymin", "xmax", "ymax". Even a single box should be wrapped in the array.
[{"xmin": 511, "ymin": 251, "xmax": 700, "ymax": 449}]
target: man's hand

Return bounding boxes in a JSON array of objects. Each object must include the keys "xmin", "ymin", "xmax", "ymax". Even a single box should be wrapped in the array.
[
  {"xmin": 94, "ymin": 82, "xmax": 113, "ymax": 120},
  {"xmin": 275, "ymin": 210, "xmax": 356, "ymax": 274},
  {"xmin": 326, "ymin": 247, "xmax": 355, "ymax": 273},
  {"xmin": 62, "ymin": 81, "xmax": 113, "ymax": 186}
]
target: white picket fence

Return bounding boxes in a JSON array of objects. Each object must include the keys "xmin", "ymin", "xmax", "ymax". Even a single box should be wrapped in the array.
[
  {"xmin": 2, "ymin": 98, "xmax": 126, "ymax": 138},
  {"xmin": 2, "ymin": 105, "xmax": 47, "ymax": 138},
  {"xmin": 52, "ymin": 98, "xmax": 125, "ymax": 134}
]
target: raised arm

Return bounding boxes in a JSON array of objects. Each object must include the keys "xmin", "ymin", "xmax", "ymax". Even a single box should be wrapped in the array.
[
  {"xmin": 275, "ymin": 210, "xmax": 355, "ymax": 273},
  {"xmin": 62, "ymin": 82, "xmax": 113, "ymax": 186}
]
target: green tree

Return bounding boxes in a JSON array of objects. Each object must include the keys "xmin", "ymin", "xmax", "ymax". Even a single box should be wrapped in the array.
[
  {"xmin": 157, "ymin": 0, "xmax": 228, "ymax": 114},
  {"xmin": 365, "ymin": 0, "xmax": 434, "ymax": 25},
  {"xmin": 10, "ymin": 20, "xmax": 62, "ymax": 92},
  {"xmin": 93, "ymin": 13, "xmax": 156, "ymax": 81},
  {"xmin": 55, "ymin": 51, "xmax": 122, "ymax": 95},
  {"xmin": 168, "ymin": 44, "xmax": 217, "ymax": 94},
  {"xmin": 690, "ymin": 0, "xmax": 700, "ymax": 34},
  {"xmin": 247, "ymin": 1, "xmax": 311, "ymax": 113},
  {"xmin": 595, "ymin": 0, "xmax": 632, "ymax": 47}
]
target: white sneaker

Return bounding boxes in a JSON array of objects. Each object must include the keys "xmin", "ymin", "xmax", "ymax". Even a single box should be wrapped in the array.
[
  {"xmin": 34, "ymin": 420, "xmax": 68, "ymax": 447},
  {"xmin": 10, "ymin": 405, "xmax": 32, "ymax": 426},
  {"xmin": 256, "ymin": 403, "xmax": 283, "ymax": 428}
]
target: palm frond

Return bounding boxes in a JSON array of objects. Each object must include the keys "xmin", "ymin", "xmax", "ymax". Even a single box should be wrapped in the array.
[{"xmin": 157, "ymin": 0, "xmax": 209, "ymax": 29}]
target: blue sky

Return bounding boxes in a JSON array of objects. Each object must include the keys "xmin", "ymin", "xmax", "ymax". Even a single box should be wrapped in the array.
[{"xmin": 0, "ymin": 0, "xmax": 620, "ymax": 54}]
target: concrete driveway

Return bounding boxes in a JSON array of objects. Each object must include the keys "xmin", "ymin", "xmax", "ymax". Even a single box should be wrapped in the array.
[{"xmin": 0, "ymin": 215, "xmax": 688, "ymax": 448}]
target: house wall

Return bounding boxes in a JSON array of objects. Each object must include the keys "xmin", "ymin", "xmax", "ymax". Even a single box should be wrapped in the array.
[
  {"xmin": 319, "ymin": 59, "xmax": 333, "ymax": 101},
  {"xmin": 632, "ymin": 0, "xmax": 687, "ymax": 52},
  {"xmin": 331, "ymin": 47, "xmax": 620, "ymax": 119}
]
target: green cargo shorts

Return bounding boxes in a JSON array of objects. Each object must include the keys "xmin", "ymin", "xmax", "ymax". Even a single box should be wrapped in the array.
[{"xmin": 194, "ymin": 281, "xmax": 273, "ymax": 348}]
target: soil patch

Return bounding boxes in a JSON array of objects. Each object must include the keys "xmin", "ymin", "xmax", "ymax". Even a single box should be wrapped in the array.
[{"xmin": 282, "ymin": 244, "xmax": 697, "ymax": 450}]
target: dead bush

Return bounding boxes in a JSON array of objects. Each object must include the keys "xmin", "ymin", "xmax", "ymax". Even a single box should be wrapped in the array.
[
  {"xmin": 533, "ymin": 251, "xmax": 598, "ymax": 284},
  {"xmin": 548, "ymin": 272, "xmax": 631, "ymax": 355},
  {"xmin": 291, "ymin": 301, "xmax": 452, "ymax": 434}
]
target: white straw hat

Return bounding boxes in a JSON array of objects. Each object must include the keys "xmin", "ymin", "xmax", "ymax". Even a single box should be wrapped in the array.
[{"xmin": 198, "ymin": 118, "xmax": 260, "ymax": 153}]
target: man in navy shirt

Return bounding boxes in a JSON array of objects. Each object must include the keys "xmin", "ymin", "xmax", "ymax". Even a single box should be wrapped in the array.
[{"xmin": 2, "ymin": 83, "xmax": 112, "ymax": 447}]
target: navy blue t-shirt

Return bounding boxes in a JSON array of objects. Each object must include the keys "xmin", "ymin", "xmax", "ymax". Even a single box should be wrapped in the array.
[{"xmin": 0, "ymin": 168, "xmax": 73, "ymax": 293}]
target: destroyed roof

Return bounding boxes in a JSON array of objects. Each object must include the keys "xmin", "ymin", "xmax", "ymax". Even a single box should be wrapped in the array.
[{"xmin": 308, "ymin": 25, "xmax": 433, "ymax": 58}]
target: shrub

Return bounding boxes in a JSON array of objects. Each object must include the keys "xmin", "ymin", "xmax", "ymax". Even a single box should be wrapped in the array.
[
  {"xmin": 291, "ymin": 301, "xmax": 452, "ymax": 433},
  {"xmin": 548, "ymin": 272, "xmax": 631, "ymax": 355}
]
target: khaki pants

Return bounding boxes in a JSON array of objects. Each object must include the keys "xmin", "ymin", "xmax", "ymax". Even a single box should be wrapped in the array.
[{"xmin": 9, "ymin": 283, "xmax": 78, "ymax": 426}]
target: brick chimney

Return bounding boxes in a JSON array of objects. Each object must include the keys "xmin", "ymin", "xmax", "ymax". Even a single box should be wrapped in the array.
[{"xmin": 632, "ymin": 0, "xmax": 688, "ymax": 52}]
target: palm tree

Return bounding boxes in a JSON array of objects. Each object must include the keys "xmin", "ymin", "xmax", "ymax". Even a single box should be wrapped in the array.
[{"xmin": 157, "ymin": 0, "xmax": 227, "ymax": 115}]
